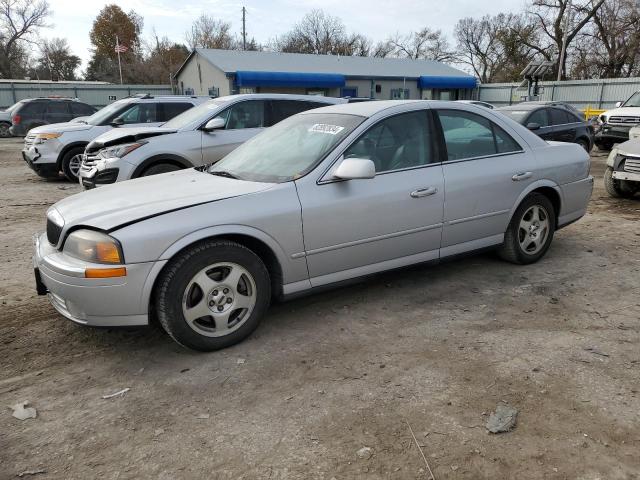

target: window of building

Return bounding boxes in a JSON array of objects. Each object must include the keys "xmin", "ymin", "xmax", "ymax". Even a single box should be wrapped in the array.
[{"xmin": 390, "ymin": 88, "xmax": 410, "ymax": 100}]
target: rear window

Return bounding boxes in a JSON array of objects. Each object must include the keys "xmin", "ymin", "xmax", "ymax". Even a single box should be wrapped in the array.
[
  {"xmin": 18, "ymin": 102, "xmax": 47, "ymax": 115},
  {"xmin": 47, "ymin": 102, "xmax": 70, "ymax": 114}
]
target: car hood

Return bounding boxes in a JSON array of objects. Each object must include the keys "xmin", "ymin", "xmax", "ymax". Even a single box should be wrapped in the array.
[
  {"xmin": 612, "ymin": 138, "xmax": 640, "ymax": 156},
  {"xmin": 51, "ymin": 168, "xmax": 274, "ymax": 232},
  {"xmin": 29, "ymin": 122, "xmax": 93, "ymax": 134},
  {"xmin": 87, "ymin": 126, "xmax": 176, "ymax": 153},
  {"xmin": 602, "ymin": 107, "xmax": 640, "ymax": 118}
]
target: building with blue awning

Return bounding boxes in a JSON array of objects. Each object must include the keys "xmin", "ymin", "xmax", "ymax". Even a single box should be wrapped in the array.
[{"xmin": 174, "ymin": 49, "xmax": 477, "ymax": 101}]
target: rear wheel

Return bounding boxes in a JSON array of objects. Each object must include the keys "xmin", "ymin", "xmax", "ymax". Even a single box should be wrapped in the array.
[
  {"xmin": 596, "ymin": 141, "xmax": 613, "ymax": 152},
  {"xmin": 604, "ymin": 167, "xmax": 636, "ymax": 198},
  {"xmin": 141, "ymin": 162, "xmax": 181, "ymax": 177},
  {"xmin": 576, "ymin": 138, "xmax": 591, "ymax": 153},
  {"xmin": 0, "ymin": 122, "xmax": 10, "ymax": 138},
  {"xmin": 61, "ymin": 146, "xmax": 85, "ymax": 182},
  {"xmin": 155, "ymin": 240, "xmax": 271, "ymax": 351},
  {"xmin": 498, "ymin": 193, "xmax": 556, "ymax": 265}
]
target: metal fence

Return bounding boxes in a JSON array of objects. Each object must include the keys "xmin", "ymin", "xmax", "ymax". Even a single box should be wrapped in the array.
[
  {"xmin": 0, "ymin": 83, "xmax": 173, "ymax": 109},
  {"xmin": 478, "ymin": 77, "xmax": 640, "ymax": 110}
]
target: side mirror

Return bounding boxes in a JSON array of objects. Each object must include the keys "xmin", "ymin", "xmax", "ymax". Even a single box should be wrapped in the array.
[
  {"xmin": 615, "ymin": 101, "xmax": 622, "ymax": 108},
  {"xmin": 110, "ymin": 117, "xmax": 124, "ymax": 127},
  {"xmin": 526, "ymin": 122, "xmax": 541, "ymax": 131},
  {"xmin": 333, "ymin": 158, "xmax": 376, "ymax": 180},
  {"xmin": 203, "ymin": 117, "xmax": 226, "ymax": 132}
]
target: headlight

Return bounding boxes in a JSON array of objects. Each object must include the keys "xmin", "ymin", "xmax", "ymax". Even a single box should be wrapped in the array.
[
  {"xmin": 599, "ymin": 115, "xmax": 607, "ymax": 124},
  {"xmin": 46, "ymin": 207, "xmax": 64, "ymax": 228},
  {"xmin": 63, "ymin": 229, "xmax": 124, "ymax": 264},
  {"xmin": 34, "ymin": 132, "xmax": 62, "ymax": 144},
  {"xmin": 99, "ymin": 142, "xmax": 144, "ymax": 159}
]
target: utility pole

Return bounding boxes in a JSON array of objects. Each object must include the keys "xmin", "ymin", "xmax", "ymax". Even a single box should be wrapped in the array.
[
  {"xmin": 115, "ymin": 35, "xmax": 124, "ymax": 85},
  {"xmin": 241, "ymin": 6, "xmax": 247, "ymax": 50},
  {"xmin": 557, "ymin": 0, "xmax": 573, "ymax": 81}
]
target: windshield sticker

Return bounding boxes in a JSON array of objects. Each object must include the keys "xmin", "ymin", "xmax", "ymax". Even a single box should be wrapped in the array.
[{"xmin": 308, "ymin": 124, "xmax": 345, "ymax": 135}]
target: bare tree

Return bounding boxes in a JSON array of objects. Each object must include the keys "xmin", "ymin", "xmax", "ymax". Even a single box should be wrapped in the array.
[
  {"xmin": 186, "ymin": 14, "xmax": 233, "ymax": 50},
  {"xmin": 528, "ymin": 0, "xmax": 607, "ymax": 79},
  {"xmin": 387, "ymin": 28, "xmax": 454, "ymax": 62},
  {"xmin": 0, "ymin": 0, "xmax": 50, "ymax": 78},
  {"xmin": 33, "ymin": 37, "xmax": 80, "ymax": 80}
]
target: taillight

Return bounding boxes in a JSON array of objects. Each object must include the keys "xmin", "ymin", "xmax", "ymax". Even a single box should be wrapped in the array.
[{"xmin": 12, "ymin": 114, "xmax": 21, "ymax": 124}]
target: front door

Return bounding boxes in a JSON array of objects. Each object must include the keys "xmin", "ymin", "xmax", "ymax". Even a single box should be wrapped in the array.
[
  {"xmin": 526, "ymin": 108, "xmax": 554, "ymax": 140},
  {"xmin": 549, "ymin": 107, "xmax": 576, "ymax": 142},
  {"xmin": 201, "ymin": 100, "xmax": 267, "ymax": 164},
  {"xmin": 435, "ymin": 108, "xmax": 537, "ymax": 255},
  {"xmin": 296, "ymin": 109, "xmax": 445, "ymax": 286}
]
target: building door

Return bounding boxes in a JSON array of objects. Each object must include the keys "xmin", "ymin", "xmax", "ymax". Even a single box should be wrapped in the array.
[{"xmin": 341, "ymin": 87, "xmax": 358, "ymax": 98}]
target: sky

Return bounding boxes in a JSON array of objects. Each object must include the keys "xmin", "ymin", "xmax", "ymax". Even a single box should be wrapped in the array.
[{"xmin": 45, "ymin": 0, "xmax": 526, "ymax": 71}]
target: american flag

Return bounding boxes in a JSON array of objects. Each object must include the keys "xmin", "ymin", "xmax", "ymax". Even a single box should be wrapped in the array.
[{"xmin": 115, "ymin": 44, "xmax": 128, "ymax": 53}]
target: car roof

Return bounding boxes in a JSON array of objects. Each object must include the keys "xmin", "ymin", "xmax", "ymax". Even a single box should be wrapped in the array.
[
  {"xmin": 300, "ymin": 99, "xmax": 425, "ymax": 117},
  {"xmin": 212, "ymin": 93, "xmax": 346, "ymax": 104}
]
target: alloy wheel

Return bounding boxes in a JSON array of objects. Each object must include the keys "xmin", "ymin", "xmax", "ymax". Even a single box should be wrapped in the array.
[
  {"xmin": 68, "ymin": 154, "xmax": 83, "ymax": 178},
  {"xmin": 518, "ymin": 205, "xmax": 550, "ymax": 255}
]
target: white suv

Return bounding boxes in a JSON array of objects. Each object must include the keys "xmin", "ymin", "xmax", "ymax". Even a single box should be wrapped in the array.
[
  {"xmin": 78, "ymin": 94, "xmax": 347, "ymax": 189},
  {"xmin": 21, "ymin": 95, "xmax": 208, "ymax": 181},
  {"xmin": 595, "ymin": 91, "xmax": 640, "ymax": 150}
]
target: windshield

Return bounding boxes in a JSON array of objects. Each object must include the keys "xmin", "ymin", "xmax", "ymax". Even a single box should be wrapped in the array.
[
  {"xmin": 164, "ymin": 100, "xmax": 227, "ymax": 130},
  {"xmin": 209, "ymin": 113, "xmax": 364, "ymax": 183},
  {"xmin": 623, "ymin": 92, "xmax": 640, "ymax": 107},
  {"xmin": 85, "ymin": 100, "xmax": 130, "ymax": 126},
  {"xmin": 498, "ymin": 109, "xmax": 529, "ymax": 123}
]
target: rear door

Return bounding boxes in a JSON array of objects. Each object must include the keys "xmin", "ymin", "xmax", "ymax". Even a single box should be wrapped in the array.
[
  {"xmin": 44, "ymin": 101, "xmax": 71, "ymax": 124},
  {"xmin": 200, "ymin": 99, "xmax": 267, "ymax": 163},
  {"xmin": 437, "ymin": 107, "xmax": 536, "ymax": 255},
  {"xmin": 159, "ymin": 102, "xmax": 195, "ymax": 123},
  {"xmin": 549, "ymin": 108, "xmax": 576, "ymax": 142}
]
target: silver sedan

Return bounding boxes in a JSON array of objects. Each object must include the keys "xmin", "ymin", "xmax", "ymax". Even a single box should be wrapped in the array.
[{"xmin": 34, "ymin": 100, "xmax": 593, "ymax": 351}]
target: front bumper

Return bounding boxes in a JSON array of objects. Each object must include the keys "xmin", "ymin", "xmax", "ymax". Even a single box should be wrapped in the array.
[
  {"xmin": 78, "ymin": 156, "xmax": 134, "ymax": 189},
  {"xmin": 33, "ymin": 232, "xmax": 155, "ymax": 327},
  {"xmin": 612, "ymin": 170, "xmax": 640, "ymax": 182},
  {"xmin": 595, "ymin": 125, "xmax": 632, "ymax": 144},
  {"xmin": 21, "ymin": 140, "xmax": 62, "ymax": 178}
]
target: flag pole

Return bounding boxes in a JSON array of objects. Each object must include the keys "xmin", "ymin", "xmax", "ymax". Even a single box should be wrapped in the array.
[{"xmin": 116, "ymin": 35, "xmax": 123, "ymax": 85}]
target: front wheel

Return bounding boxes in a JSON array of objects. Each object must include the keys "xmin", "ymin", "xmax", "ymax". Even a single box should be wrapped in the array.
[
  {"xmin": 155, "ymin": 240, "xmax": 271, "ymax": 351},
  {"xmin": 498, "ymin": 193, "xmax": 556, "ymax": 265},
  {"xmin": 141, "ymin": 162, "xmax": 181, "ymax": 177},
  {"xmin": 0, "ymin": 122, "xmax": 11, "ymax": 138},
  {"xmin": 604, "ymin": 167, "xmax": 636, "ymax": 198},
  {"xmin": 61, "ymin": 147, "xmax": 85, "ymax": 182}
]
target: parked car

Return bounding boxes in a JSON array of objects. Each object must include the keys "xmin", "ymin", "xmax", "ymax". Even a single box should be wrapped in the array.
[
  {"xmin": 0, "ymin": 100, "xmax": 26, "ymax": 137},
  {"xmin": 630, "ymin": 125, "xmax": 640, "ymax": 141},
  {"xmin": 34, "ymin": 100, "xmax": 593, "ymax": 351},
  {"xmin": 497, "ymin": 102, "xmax": 594, "ymax": 151},
  {"xmin": 9, "ymin": 97, "xmax": 97, "ymax": 137},
  {"xmin": 455, "ymin": 100, "xmax": 494, "ymax": 109},
  {"xmin": 595, "ymin": 91, "xmax": 640, "ymax": 150},
  {"xmin": 78, "ymin": 94, "xmax": 347, "ymax": 189},
  {"xmin": 21, "ymin": 95, "xmax": 207, "ymax": 182},
  {"xmin": 603, "ymin": 138, "xmax": 640, "ymax": 198}
]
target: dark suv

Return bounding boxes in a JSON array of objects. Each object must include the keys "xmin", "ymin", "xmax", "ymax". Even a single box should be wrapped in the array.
[
  {"xmin": 9, "ymin": 98, "xmax": 96, "ymax": 136},
  {"xmin": 497, "ymin": 101, "xmax": 594, "ymax": 152}
]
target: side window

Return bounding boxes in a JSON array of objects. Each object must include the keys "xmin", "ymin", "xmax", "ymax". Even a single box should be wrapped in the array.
[
  {"xmin": 526, "ymin": 109, "xmax": 549, "ymax": 127},
  {"xmin": 120, "ymin": 103, "xmax": 157, "ymax": 123},
  {"xmin": 219, "ymin": 100, "xmax": 265, "ymax": 129},
  {"xmin": 549, "ymin": 108, "xmax": 570, "ymax": 125},
  {"xmin": 46, "ymin": 102, "xmax": 70, "ymax": 115},
  {"xmin": 161, "ymin": 102, "xmax": 193, "ymax": 121},
  {"xmin": 344, "ymin": 110, "xmax": 434, "ymax": 173},
  {"xmin": 437, "ymin": 109, "xmax": 520, "ymax": 160},
  {"xmin": 20, "ymin": 102, "xmax": 47, "ymax": 116},
  {"xmin": 70, "ymin": 103, "xmax": 95, "ymax": 115},
  {"xmin": 269, "ymin": 100, "xmax": 314, "ymax": 126}
]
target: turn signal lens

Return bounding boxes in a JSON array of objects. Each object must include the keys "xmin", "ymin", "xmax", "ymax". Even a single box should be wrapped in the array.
[
  {"xmin": 85, "ymin": 267, "xmax": 126, "ymax": 278},
  {"xmin": 35, "ymin": 132, "xmax": 62, "ymax": 140},
  {"xmin": 96, "ymin": 242, "xmax": 122, "ymax": 263}
]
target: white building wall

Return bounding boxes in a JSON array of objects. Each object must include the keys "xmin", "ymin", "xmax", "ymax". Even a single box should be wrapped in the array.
[{"xmin": 176, "ymin": 54, "xmax": 231, "ymax": 97}]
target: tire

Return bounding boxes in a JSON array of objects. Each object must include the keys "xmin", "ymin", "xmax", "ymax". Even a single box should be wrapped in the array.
[
  {"xmin": 155, "ymin": 240, "xmax": 271, "ymax": 351},
  {"xmin": 604, "ymin": 167, "xmax": 636, "ymax": 198},
  {"xmin": 576, "ymin": 138, "xmax": 591, "ymax": 153},
  {"xmin": 498, "ymin": 193, "xmax": 556, "ymax": 265},
  {"xmin": 596, "ymin": 141, "xmax": 613, "ymax": 152},
  {"xmin": 141, "ymin": 162, "xmax": 181, "ymax": 177},
  {"xmin": 61, "ymin": 147, "xmax": 86, "ymax": 182},
  {"xmin": 0, "ymin": 122, "xmax": 10, "ymax": 138}
]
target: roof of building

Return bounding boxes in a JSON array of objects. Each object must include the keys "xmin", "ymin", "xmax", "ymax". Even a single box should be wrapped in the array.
[{"xmin": 176, "ymin": 49, "xmax": 473, "ymax": 80}]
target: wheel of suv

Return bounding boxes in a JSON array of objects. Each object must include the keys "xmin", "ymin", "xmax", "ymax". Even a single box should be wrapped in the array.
[
  {"xmin": 61, "ymin": 147, "xmax": 85, "ymax": 182},
  {"xmin": 596, "ymin": 141, "xmax": 613, "ymax": 152},
  {"xmin": 155, "ymin": 240, "xmax": 271, "ymax": 351},
  {"xmin": 141, "ymin": 162, "xmax": 181, "ymax": 177},
  {"xmin": 498, "ymin": 193, "xmax": 556, "ymax": 265},
  {"xmin": 0, "ymin": 122, "xmax": 10, "ymax": 138},
  {"xmin": 576, "ymin": 138, "xmax": 591, "ymax": 153},
  {"xmin": 604, "ymin": 167, "xmax": 636, "ymax": 198}
]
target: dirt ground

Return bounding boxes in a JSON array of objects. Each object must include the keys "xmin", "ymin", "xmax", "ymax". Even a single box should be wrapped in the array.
[{"xmin": 0, "ymin": 136, "xmax": 639, "ymax": 480}]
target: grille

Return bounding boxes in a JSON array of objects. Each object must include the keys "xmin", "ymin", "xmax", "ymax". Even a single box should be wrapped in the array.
[
  {"xmin": 24, "ymin": 133, "xmax": 36, "ymax": 147},
  {"xmin": 608, "ymin": 116, "xmax": 640, "ymax": 125},
  {"xmin": 624, "ymin": 158, "xmax": 640, "ymax": 174},
  {"xmin": 80, "ymin": 152, "xmax": 100, "ymax": 170},
  {"xmin": 46, "ymin": 218, "xmax": 62, "ymax": 245}
]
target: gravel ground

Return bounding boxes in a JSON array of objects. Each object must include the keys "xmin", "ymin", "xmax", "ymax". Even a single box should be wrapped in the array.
[{"xmin": 1, "ymin": 137, "xmax": 639, "ymax": 479}]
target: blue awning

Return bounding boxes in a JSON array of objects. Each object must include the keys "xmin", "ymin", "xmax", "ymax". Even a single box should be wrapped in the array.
[
  {"xmin": 418, "ymin": 75, "xmax": 477, "ymax": 89},
  {"xmin": 235, "ymin": 71, "xmax": 346, "ymax": 88}
]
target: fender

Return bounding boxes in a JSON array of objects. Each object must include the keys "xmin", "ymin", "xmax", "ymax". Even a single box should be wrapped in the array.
[
  {"xmin": 507, "ymin": 179, "xmax": 562, "ymax": 222},
  {"xmin": 131, "ymin": 153, "xmax": 194, "ymax": 178},
  {"xmin": 56, "ymin": 142, "xmax": 88, "ymax": 169}
]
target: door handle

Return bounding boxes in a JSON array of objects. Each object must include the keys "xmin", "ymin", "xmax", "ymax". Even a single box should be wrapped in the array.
[
  {"xmin": 410, "ymin": 187, "xmax": 438, "ymax": 198},
  {"xmin": 512, "ymin": 172, "xmax": 533, "ymax": 181}
]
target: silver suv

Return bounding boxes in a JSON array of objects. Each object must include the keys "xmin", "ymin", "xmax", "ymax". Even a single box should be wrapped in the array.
[
  {"xmin": 21, "ymin": 95, "xmax": 208, "ymax": 181},
  {"xmin": 78, "ymin": 94, "xmax": 347, "ymax": 189}
]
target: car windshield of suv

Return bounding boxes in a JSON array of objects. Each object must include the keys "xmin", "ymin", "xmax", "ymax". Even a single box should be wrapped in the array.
[
  {"xmin": 209, "ymin": 113, "xmax": 364, "ymax": 183},
  {"xmin": 163, "ymin": 100, "xmax": 227, "ymax": 130},
  {"xmin": 623, "ymin": 92, "xmax": 640, "ymax": 107},
  {"xmin": 85, "ymin": 100, "xmax": 130, "ymax": 126},
  {"xmin": 498, "ymin": 109, "xmax": 529, "ymax": 123}
]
